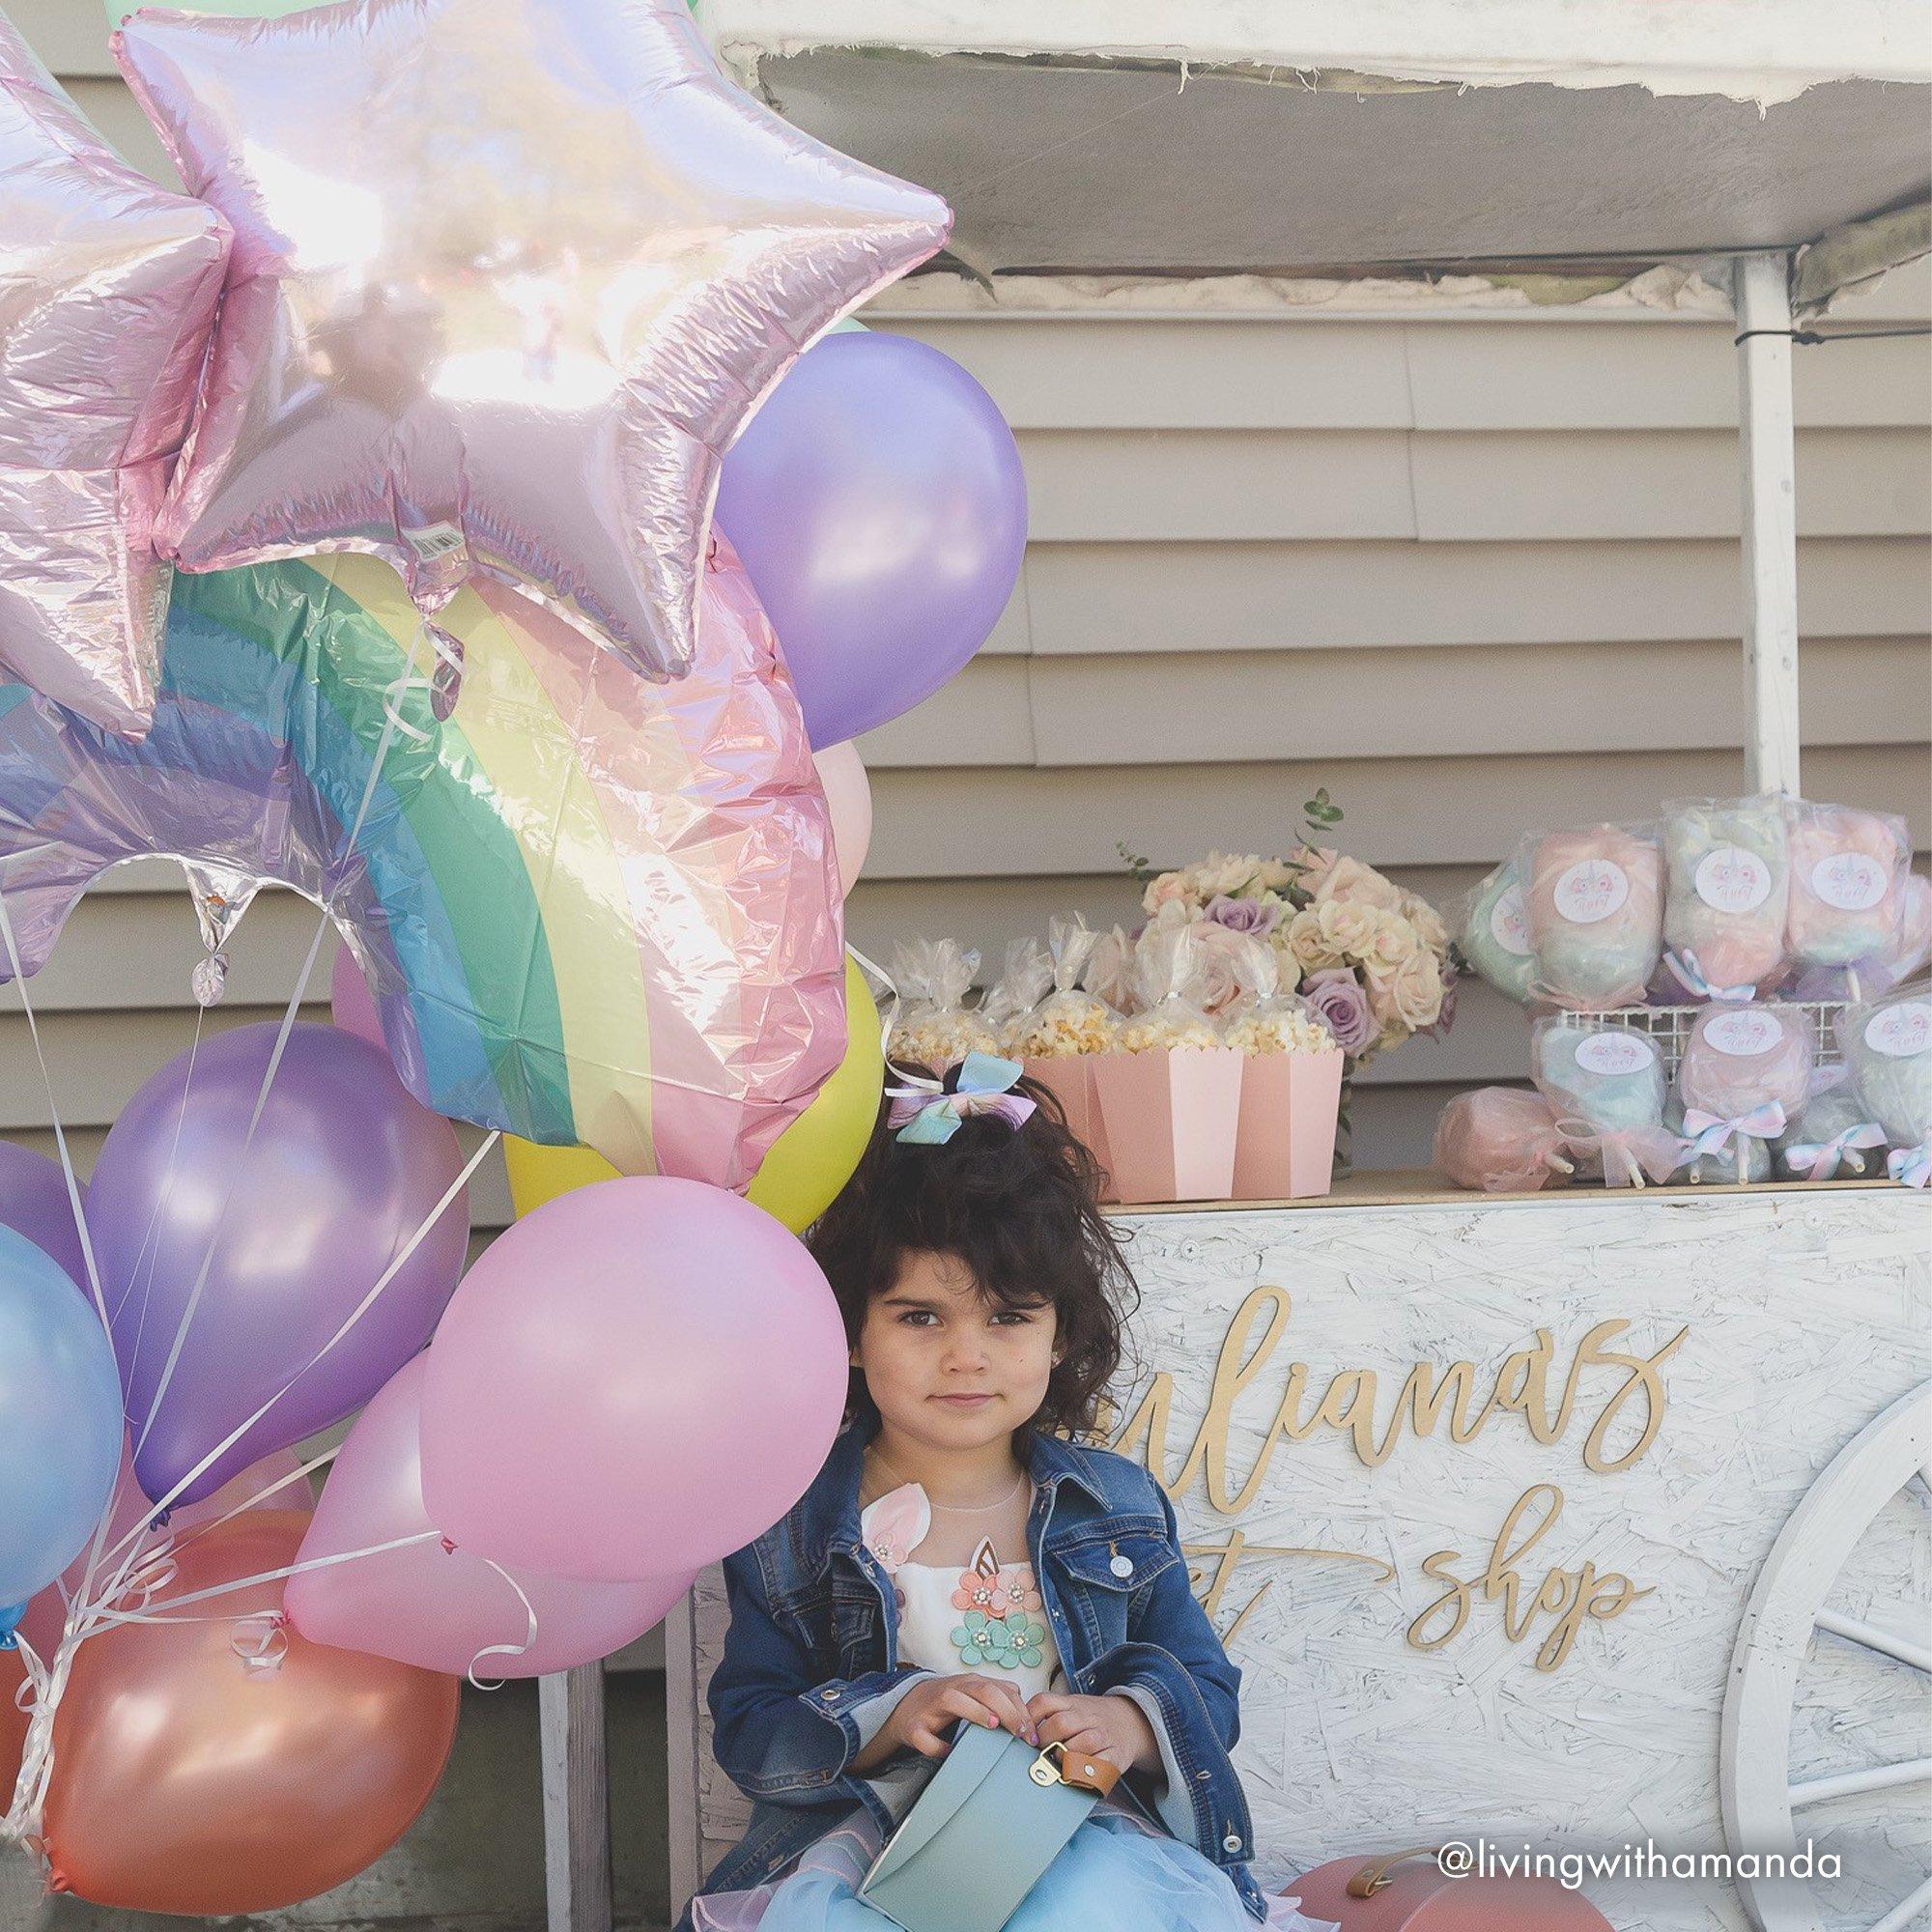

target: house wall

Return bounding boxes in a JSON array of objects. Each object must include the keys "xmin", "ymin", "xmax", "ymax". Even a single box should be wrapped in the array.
[{"xmin": 5, "ymin": 8, "xmax": 1928, "ymax": 1230}]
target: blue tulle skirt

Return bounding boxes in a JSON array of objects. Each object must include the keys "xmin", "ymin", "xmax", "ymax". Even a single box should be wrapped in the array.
[{"xmin": 693, "ymin": 1807, "xmax": 1338, "ymax": 1932}]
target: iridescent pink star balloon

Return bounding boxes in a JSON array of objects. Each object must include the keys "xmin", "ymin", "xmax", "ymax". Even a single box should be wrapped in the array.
[
  {"xmin": 0, "ymin": 16, "xmax": 227, "ymax": 738},
  {"xmin": 114, "ymin": 0, "xmax": 952, "ymax": 682}
]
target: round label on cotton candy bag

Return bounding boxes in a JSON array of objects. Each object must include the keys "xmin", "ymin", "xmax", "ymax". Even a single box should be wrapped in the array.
[
  {"xmin": 1490, "ymin": 885, "xmax": 1532, "ymax": 956},
  {"xmin": 1553, "ymin": 861, "xmax": 1630, "ymax": 925},
  {"xmin": 1574, "ymin": 1032, "xmax": 1656, "ymax": 1077},
  {"xmin": 1810, "ymin": 852, "xmax": 1887, "ymax": 912},
  {"xmin": 1703, "ymin": 1009, "xmax": 1782, "ymax": 1058},
  {"xmin": 1694, "ymin": 847, "xmax": 1773, "ymax": 914},
  {"xmin": 1865, "ymin": 1001, "xmax": 1931, "ymax": 1060}
]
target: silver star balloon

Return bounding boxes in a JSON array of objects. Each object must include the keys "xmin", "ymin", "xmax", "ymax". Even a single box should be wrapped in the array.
[
  {"xmin": 114, "ymin": 0, "xmax": 951, "ymax": 681},
  {"xmin": 0, "ymin": 14, "xmax": 228, "ymax": 737}
]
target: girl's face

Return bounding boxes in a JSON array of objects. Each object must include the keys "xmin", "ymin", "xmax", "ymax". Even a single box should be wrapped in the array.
[{"xmin": 854, "ymin": 1249, "xmax": 1058, "ymax": 1454}]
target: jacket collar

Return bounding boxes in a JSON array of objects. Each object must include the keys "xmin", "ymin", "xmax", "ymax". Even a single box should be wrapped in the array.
[{"xmin": 805, "ymin": 1412, "xmax": 1113, "ymax": 1573}]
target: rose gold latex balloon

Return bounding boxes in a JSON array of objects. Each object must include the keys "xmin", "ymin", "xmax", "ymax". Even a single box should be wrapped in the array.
[
  {"xmin": 42, "ymin": 1512, "xmax": 458, "ymax": 1915},
  {"xmin": 113, "ymin": 0, "xmax": 951, "ymax": 682},
  {"xmin": 0, "ymin": 15, "xmax": 228, "ymax": 736}
]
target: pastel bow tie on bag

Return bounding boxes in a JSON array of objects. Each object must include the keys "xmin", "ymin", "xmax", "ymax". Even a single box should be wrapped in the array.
[
  {"xmin": 888, "ymin": 1053, "xmax": 1037, "ymax": 1145},
  {"xmin": 1784, "ymin": 1122, "xmax": 1887, "ymax": 1181},
  {"xmin": 1889, "ymin": 1138, "xmax": 1932, "ymax": 1188},
  {"xmin": 1679, "ymin": 1102, "xmax": 1788, "ymax": 1183},
  {"xmin": 1662, "ymin": 951, "xmax": 1758, "ymax": 1005},
  {"xmin": 1552, "ymin": 1120, "xmax": 1682, "ymax": 1189}
]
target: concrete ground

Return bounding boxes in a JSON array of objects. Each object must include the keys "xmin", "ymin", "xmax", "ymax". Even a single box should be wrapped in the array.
[{"xmin": 1, "ymin": 1674, "xmax": 671, "ymax": 1932}]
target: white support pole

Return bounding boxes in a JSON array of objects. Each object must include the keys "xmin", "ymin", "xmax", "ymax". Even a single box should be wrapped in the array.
[
  {"xmin": 540, "ymin": 1662, "xmax": 613, "ymax": 1932},
  {"xmin": 1733, "ymin": 250, "xmax": 1804, "ymax": 797}
]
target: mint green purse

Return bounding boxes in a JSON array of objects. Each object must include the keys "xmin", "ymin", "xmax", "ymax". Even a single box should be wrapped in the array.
[{"xmin": 858, "ymin": 1723, "xmax": 1120, "ymax": 1932}]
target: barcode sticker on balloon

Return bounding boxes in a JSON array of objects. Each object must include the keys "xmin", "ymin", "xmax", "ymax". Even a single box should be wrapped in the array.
[{"xmin": 403, "ymin": 522, "xmax": 467, "ymax": 562}]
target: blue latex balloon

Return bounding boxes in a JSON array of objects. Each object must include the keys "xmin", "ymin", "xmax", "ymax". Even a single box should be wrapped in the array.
[{"xmin": 0, "ymin": 1223, "xmax": 123, "ymax": 1610}]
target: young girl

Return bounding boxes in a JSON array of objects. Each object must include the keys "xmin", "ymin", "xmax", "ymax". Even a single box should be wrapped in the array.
[{"xmin": 680, "ymin": 1058, "xmax": 1336, "ymax": 1932}]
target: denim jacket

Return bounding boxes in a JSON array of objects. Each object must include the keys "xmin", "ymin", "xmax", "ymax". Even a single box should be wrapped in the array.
[{"xmin": 680, "ymin": 1415, "xmax": 1265, "ymax": 1924}]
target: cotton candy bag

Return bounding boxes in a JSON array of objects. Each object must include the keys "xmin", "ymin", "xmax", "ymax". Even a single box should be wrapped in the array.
[
  {"xmin": 1775, "ymin": 1087, "xmax": 1888, "ymax": 1181},
  {"xmin": 1837, "ymin": 986, "xmax": 1932, "ymax": 1150},
  {"xmin": 1520, "ymin": 823, "xmax": 1663, "ymax": 1010},
  {"xmin": 1532, "ymin": 1018, "xmax": 1678, "ymax": 1186},
  {"xmin": 1672, "ymin": 1003, "xmax": 1814, "ymax": 1183},
  {"xmin": 1784, "ymin": 801, "xmax": 1910, "ymax": 980},
  {"xmin": 1661, "ymin": 795, "xmax": 1790, "ymax": 997},
  {"xmin": 1433, "ymin": 1088, "xmax": 1573, "ymax": 1193},
  {"xmin": 1458, "ymin": 859, "xmax": 1537, "ymax": 1006},
  {"xmin": 887, "ymin": 937, "xmax": 999, "ymax": 1071}
]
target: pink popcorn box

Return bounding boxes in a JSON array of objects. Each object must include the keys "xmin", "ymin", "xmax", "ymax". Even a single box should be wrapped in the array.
[
  {"xmin": 1232, "ymin": 1048, "xmax": 1345, "ymax": 1200},
  {"xmin": 1089, "ymin": 1047, "xmax": 1243, "ymax": 1206},
  {"xmin": 1022, "ymin": 1057, "xmax": 1117, "ymax": 1201}
]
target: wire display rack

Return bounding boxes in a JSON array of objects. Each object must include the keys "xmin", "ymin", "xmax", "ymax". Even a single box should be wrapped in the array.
[{"xmin": 1562, "ymin": 1001, "xmax": 1849, "ymax": 1082}]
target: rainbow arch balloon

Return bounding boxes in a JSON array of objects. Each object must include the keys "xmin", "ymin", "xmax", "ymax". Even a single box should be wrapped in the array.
[{"xmin": 0, "ymin": 544, "xmax": 844, "ymax": 1187}]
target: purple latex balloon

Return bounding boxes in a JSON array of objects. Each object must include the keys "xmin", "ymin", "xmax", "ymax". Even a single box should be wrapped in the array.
[
  {"xmin": 716, "ymin": 332, "xmax": 1027, "ymax": 748},
  {"xmin": 0, "ymin": 1140, "xmax": 88, "ymax": 1293},
  {"xmin": 92, "ymin": 1022, "xmax": 469, "ymax": 1509}
]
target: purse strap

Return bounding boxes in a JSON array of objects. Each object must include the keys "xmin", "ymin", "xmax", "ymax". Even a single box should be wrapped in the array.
[
  {"xmin": 1028, "ymin": 1740, "xmax": 1122, "ymax": 1802},
  {"xmin": 1347, "ymin": 1847, "xmax": 1448, "ymax": 1897}
]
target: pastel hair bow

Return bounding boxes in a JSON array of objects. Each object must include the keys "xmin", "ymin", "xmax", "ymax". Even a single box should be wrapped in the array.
[
  {"xmin": 887, "ymin": 1052, "xmax": 1037, "ymax": 1145},
  {"xmin": 1662, "ymin": 951, "xmax": 1758, "ymax": 1005},
  {"xmin": 1889, "ymin": 1138, "xmax": 1932, "ymax": 1188},
  {"xmin": 1781, "ymin": 1121, "xmax": 1886, "ymax": 1181},
  {"xmin": 1678, "ymin": 1102, "xmax": 1788, "ymax": 1183}
]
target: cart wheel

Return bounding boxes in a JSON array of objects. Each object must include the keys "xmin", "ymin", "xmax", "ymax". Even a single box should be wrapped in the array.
[{"xmin": 1720, "ymin": 1382, "xmax": 1932, "ymax": 1932}]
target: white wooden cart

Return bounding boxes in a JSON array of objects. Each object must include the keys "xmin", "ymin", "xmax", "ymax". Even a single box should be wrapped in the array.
[{"xmin": 540, "ymin": 8, "xmax": 1932, "ymax": 1930}]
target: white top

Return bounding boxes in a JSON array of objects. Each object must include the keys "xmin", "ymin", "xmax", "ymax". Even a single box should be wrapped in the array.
[{"xmin": 859, "ymin": 1480, "xmax": 1068, "ymax": 1702}]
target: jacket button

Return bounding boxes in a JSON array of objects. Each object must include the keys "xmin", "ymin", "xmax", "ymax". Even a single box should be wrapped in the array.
[
  {"xmin": 1109, "ymin": 1555, "xmax": 1134, "ymax": 1578},
  {"xmin": 821, "ymin": 1689, "xmax": 839, "ymax": 1701},
  {"xmin": 1222, "ymin": 1833, "xmax": 1243, "ymax": 1854}
]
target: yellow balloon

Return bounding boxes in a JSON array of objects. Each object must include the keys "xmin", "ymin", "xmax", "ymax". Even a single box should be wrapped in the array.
[{"xmin": 502, "ymin": 956, "xmax": 882, "ymax": 1234}]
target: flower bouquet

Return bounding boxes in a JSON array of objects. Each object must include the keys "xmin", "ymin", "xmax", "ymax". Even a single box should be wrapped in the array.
[{"xmin": 1126, "ymin": 798, "xmax": 1458, "ymax": 1175}]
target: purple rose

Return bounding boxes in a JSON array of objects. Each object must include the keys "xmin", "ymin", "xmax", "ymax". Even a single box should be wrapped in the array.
[
  {"xmin": 1301, "ymin": 969, "xmax": 1377, "ymax": 1056},
  {"xmin": 1207, "ymin": 894, "xmax": 1280, "ymax": 938},
  {"xmin": 1426, "ymin": 966, "xmax": 1460, "ymax": 1040}
]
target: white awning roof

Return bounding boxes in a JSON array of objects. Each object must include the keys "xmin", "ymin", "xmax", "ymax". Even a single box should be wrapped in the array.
[{"xmin": 699, "ymin": 0, "xmax": 1932, "ymax": 300}]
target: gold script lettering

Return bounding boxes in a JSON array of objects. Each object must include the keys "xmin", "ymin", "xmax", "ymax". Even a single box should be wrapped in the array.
[{"xmin": 1406, "ymin": 1485, "xmax": 1653, "ymax": 1672}]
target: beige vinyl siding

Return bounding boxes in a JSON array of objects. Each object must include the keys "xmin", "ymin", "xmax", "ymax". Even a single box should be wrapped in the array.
[{"xmin": 5, "ymin": 22, "xmax": 1929, "ymax": 1222}]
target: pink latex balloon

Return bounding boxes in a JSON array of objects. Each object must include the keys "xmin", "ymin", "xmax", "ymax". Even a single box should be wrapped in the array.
[
  {"xmin": 419, "ymin": 1179, "xmax": 847, "ymax": 1580},
  {"xmin": 288, "ymin": 1357, "xmax": 688, "ymax": 1677},
  {"xmin": 0, "ymin": 16, "xmax": 228, "ymax": 736},
  {"xmin": 328, "ymin": 943, "xmax": 384, "ymax": 1050},
  {"xmin": 113, "ymin": 0, "xmax": 950, "ymax": 682},
  {"xmin": 814, "ymin": 743, "xmax": 872, "ymax": 898},
  {"xmin": 16, "ymin": 1442, "xmax": 309, "ymax": 1662}
]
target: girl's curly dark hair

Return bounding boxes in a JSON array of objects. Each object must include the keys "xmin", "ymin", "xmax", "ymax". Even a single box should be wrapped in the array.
[{"xmin": 808, "ymin": 1063, "xmax": 1138, "ymax": 1437}]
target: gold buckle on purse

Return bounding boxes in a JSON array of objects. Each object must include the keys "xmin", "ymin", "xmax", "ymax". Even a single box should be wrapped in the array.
[{"xmin": 1028, "ymin": 1740, "xmax": 1122, "ymax": 1800}]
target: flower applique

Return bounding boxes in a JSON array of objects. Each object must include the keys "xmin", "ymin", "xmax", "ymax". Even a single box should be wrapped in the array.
[
  {"xmin": 948, "ymin": 1540, "xmax": 1046, "ymax": 1668},
  {"xmin": 952, "ymin": 1607, "xmax": 1047, "ymax": 1670},
  {"xmin": 860, "ymin": 1483, "xmax": 931, "ymax": 1577}
]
